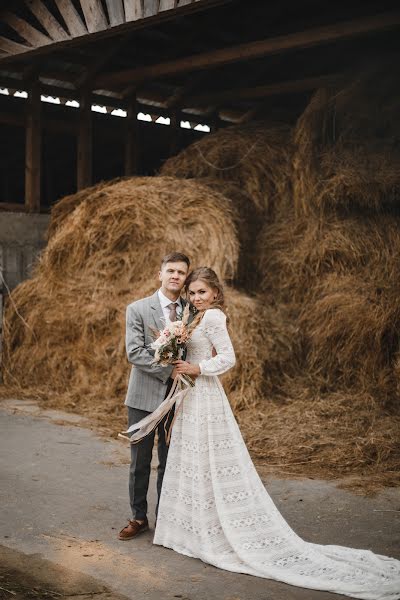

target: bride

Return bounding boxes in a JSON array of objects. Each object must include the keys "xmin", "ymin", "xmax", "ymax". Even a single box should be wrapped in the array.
[{"xmin": 153, "ymin": 267, "xmax": 400, "ymax": 600}]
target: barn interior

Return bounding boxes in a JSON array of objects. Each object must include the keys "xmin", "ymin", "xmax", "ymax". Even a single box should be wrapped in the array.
[
  {"xmin": 1, "ymin": 0, "xmax": 400, "ymax": 492},
  {"xmin": 0, "ymin": 0, "xmax": 399, "ymax": 211}
]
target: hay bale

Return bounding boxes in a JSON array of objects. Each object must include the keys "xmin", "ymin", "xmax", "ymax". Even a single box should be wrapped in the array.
[
  {"xmin": 239, "ymin": 389, "xmax": 400, "ymax": 491},
  {"xmin": 40, "ymin": 176, "xmax": 239, "ymax": 290},
  {"xmin": 293, "ymin": 66, "xmax": 400, "ymax": 215},
  {"xmin": 300, "ymin": 273, "xmax": 400, "ymax": 399},
  {"xmin": 258, "ymin": 213, "xmax": 400, "ymax": 303},
  {"xmin": 3, "ymin": 281, "xmax": 268, "ymax": 422},
  {"xmin": 47, "ymin": 177, "xmax": 126, "ymax": 239},
  {"xmin": 257, "ymin": 210, "xmax": 400, "ymax": 402},
  {"xmin": 3, "ymin": 176, "xmax": 269, "ymax": 421},
  {"xmin": 160, "ymin": 121, "xmax": 292, "ymax": 214}
]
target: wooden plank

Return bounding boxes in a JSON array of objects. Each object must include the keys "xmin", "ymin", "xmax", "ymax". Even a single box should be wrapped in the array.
[
  {"xmin": 25, "ymin": 80, "xmax": 42, "ymax": 213},
  {"xmin": 96, "ymin": 10, "xmax": 400, "ymax": 87},
  {"xmin": 124, "ymin": 0, "xmax": 143, "ymax": 21},
  {"xmin": 2, "ymin": 12, "xmax": 52, "ymax": 47},
  {"xmin": 169, "ymin": 109, "xmax": 181, "ymax": 156},
  {"xmin": 0, "ymin": 203, "xmax": 27, "ymax": 212},
  {"xmin": 80, "ymin": 0, "xmax": 108, "ymax": 33},
  {"xmin": 105, "ymin": 0, "xmax": 125, "ymax": 26},
  {"xmin": 159, "ymin": 0, "xmax": 175, "ymax": 10},
  {"xmin": 143, "ymin": 0, "xmax": 159, "ymax": 18},
  {"xmin": 0, "ymin": 0, "xmax": 230, "ymax": 64},
  {"xmin": 125, "ymin": 94, "xmax": 139, "ymax": 175},
  {"xmin": 53, "ymin": 0, "xmax": 88, "ymax": 37},
  {"xmin": 77, "ymin": 87, "xmax": 92, "ymax": 190},
  {"xmin": 184, "ymin": 73, "xmax": 341, "ymax": 106},
  {"xmin": 0, "ymin": 36, "xmax": 32, "ymax": 55},
  {"xmin": 74, "ymin": 33, "xmax": 131, "ymax": 87},
  {"xmin": 25, "ymin": 0, "xmax": 70, "ymax": 41}
]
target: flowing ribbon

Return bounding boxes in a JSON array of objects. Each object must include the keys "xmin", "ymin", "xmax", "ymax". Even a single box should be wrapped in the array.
[{"xmin": 118, "ymin": 375, "xmax": 192, "ymax": 445}]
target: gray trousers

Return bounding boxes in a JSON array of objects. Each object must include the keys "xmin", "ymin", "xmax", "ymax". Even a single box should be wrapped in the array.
[{"xmin": 128, "ymin": 394, "xmax": 173, "ymax": 521}]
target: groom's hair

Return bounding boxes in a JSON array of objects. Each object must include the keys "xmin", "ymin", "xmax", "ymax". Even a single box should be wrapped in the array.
[{"xmin": 160, "ymin": 252, "xmax": 190, "ymax": 269}]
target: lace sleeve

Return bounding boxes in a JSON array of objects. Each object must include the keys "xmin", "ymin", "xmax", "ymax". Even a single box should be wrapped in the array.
[{"xmin": 198, "ymin": 309, "xmax": 236, "ymax": 376}]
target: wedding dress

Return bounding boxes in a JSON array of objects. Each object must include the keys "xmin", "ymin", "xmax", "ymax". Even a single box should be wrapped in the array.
[{"xmin": 153, "ymin": 309, "xmax": 400, "ymax": 599}]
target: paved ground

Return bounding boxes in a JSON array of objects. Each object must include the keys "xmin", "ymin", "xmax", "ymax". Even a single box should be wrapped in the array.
[{"xmin": 1, "ymin": 398, "xmax": 399, "ymax": 600}]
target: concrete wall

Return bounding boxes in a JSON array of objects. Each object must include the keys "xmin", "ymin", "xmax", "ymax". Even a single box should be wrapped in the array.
[{"xmin": 0, "ymin": 212, "xmax": 50, "ymax": 292}]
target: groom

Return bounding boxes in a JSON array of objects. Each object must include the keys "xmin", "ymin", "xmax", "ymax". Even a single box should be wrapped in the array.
[{"xmin": 118, "ymin": 252, "xmax": 191, "ymax": 540}]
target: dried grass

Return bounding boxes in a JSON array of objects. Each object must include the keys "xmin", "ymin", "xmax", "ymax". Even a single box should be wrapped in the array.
[
  {"xmin": 239, "ymin": 390, "xmax": 400, "ymax": 493},
  {"xmin": 160, "ymin": 121, "xmax": 292, "ymax": 215},
  {"xmin": 293, "ymin": 66, "xmax": 400, "ymax": 215},
  {"xmin": 2, "ymin": 176, "xmax": 266, "ymax": 420},
  {"xmin": 40, "ymin": 176, "xmax": 239, "ymax": 290},
  {"xmin": 2, "ymin": 282, "xmax": 265, "ymax": 421}
]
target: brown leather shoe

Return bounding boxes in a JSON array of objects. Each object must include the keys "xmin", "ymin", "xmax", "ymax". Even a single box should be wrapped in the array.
[{"xmin": 118, "ymin": 518, "xmax": 149, "ymax": 540}]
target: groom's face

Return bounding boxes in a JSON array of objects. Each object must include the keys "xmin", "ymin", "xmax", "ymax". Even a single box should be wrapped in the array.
[{"xmin": 159, "ymin": 261, "xmax": 188, "ymax": 295}]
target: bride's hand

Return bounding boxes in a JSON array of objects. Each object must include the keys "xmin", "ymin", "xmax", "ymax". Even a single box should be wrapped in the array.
[{"xmin": 174, "ymin": 360, "xmax": 201, "ymax": 377}]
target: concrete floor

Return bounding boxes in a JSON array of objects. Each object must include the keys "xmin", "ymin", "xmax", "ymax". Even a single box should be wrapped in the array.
[{"xmin": 1, "ymin": 398, "xmax": 399, "ymax": 600}]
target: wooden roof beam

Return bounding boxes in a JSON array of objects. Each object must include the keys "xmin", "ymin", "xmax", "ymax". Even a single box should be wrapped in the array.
[
  {"xmin": 105, "ymin": 0, "xmax": 124, "ymax": 27},
  {"xmin": 74, "ymin": 33, "xmax": 133, "ymax": 88},
  {"xmin": 25, "ymin": 0, "xmax": 70, "ymax": 42},
  {"xmin": 53, "ymin": 0, "xmax": 88, "ymax": 37},
  {"xmin": 182, "ymin": 73, "xmax": 343, "ymax": 107},
  {"xmin": 95, "ymin": 10, "xmax": 400, "ymax": 87},
  {"xmin": 80, "ymin": 0, "xmax": 108, "ymax": 33},
  {"xmin": 2, "ymin": 11, "xmax": 52, "ymax": 47}
]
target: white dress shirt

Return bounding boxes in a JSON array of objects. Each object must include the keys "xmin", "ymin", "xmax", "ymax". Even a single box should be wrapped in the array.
[{"xmin": 158, "ymin": 289, "xmax": 183, "ymax": 325}]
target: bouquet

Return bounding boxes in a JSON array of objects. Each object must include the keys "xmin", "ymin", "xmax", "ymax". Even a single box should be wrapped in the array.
[{"xmin": 151, "ymin": 304, "xmax": 195, "ymax": 387}]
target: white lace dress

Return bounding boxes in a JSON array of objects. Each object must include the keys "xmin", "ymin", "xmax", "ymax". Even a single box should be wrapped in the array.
[{"xmin": 153, "ymin": 309, "xmax": 400, "ymax": 599}]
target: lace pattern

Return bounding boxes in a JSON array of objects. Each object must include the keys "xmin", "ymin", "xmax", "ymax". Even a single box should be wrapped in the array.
[{"xmin": 154, "ymin": 309, "xmax": 400, "ymax": 599}]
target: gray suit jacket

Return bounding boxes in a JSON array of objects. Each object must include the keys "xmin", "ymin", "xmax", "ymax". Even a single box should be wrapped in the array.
[{"xmin": 124, "ymin": 291, "xmax": 189, "ymax": 412}]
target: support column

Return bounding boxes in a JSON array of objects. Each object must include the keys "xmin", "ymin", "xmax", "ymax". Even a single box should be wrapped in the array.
[
  {"xmin": 77, "ymin": 86, "xmax": 92, "ymax": 190},
  {"xmin": 125, "ymin": 94, "xmax": 138, "ymax": 175},
  {"xmin": 25, "ymin": 80, "xmax": 41, "ymax": 212},
  {"xmin": 169, "ymin": 109, "xmax": 181, "ymax": 157}
]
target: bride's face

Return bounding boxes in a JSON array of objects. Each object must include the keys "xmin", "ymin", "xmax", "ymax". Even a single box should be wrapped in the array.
[{"xmin": 188, "ymin": 279, "xmax": 216, "ymax": 311}]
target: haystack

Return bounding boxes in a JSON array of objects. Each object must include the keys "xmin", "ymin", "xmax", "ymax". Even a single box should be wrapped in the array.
[
  {"xmin": 160, "ymin": 122, "xmax": 292, "ymax": 289},
  {"xmin": 39, "ymin": 176, "xmax": 239, "ymax": 290},
  {"xmin": 160, "ymin": 121, "xmax": 292, "ymax": 215},
  {"xmin": 2, "ymin": 176, "xmax": 267, "ymax": 419},
  {"xmin": 258, "ymin": 211, "xmax": 400, "ymax": 392},
  {"xmin": 293, "ymin": 65, "xmax": 400, "ymax": 215},
  {"xmin": 47, "ymin": 177, "xmax": 127, "ymax": 239}
]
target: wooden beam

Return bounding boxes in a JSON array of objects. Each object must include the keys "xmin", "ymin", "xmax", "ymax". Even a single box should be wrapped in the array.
[
  {"xmin": 169, "ymin": 109, "xmax": 181, "ymax": 156},
  {"xmin": 0, "ymin": 37, "xmax": 31, "ymax": 55},
  {"xmin": 53, "ymin": 0, "xmax": 88, "ymax": 37},
  {"xmin": 75, "ymin": 33, "xmax": 132, "ymax": 87},
  {"xmin": 105, "ymin": 0, "xmax": 125, "ymax": 26},
  {"xmin": 0, "ymin": 203, "xmax": 27, "ymax": 212},
  {"xmin": 159, "ymin": 0, "xmax": 175, "ymax": 10},
  {"xmin": 0, "ymin": 0, "xmax": 230, "ymax": 63},
  {"xmin": 143, "ymin": 0, "xmax": 160, "ymax": 18},
  {"xmin": 2, "ymin": 12, "xmax": 52, "ymax": 47},
  {"xmin": 165, "ymin": 71, "xmax": 210, "ymax": 108},
  {"xmin": 25, "ymin": 80, "xmax": 42, "ymax": 213},
  {"xmin": 25, "ymin": 0, "xmax": 70, "ymax": 42},
  {"xmin": 80, "ymin": 0, "xmax": 108, "ymax": 33},
  {"xmin": 125, "ymin": 94, "xmax": 139, "ymax": 175},
  {"xmin": 183, "ymin": 73, "xmax": 342, "ymax": 107},
  {"xmin": 77, "ymin": 86, "xmax": 92, "ymax": 190},
  {"xmin": 95, "ymin": 10, "xmax": 400, "ymax": 87},
  {"xmin": 124, "ymin": 0, "xmax": 143, "ymax": 21}
]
